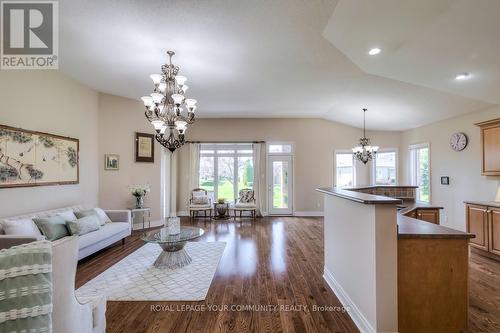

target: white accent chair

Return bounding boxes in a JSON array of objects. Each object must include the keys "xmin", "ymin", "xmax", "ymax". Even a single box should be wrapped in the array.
[
  {"xmin": 53, "ymin": 236, "xmax": 106, "ymax": 333},
  {"xmin": 188, "ymin": 188, "xmax": 212, "ymax": 220},
  {"xmin": 233, "ymin": 188, "xmax": 257, "ymax": 219}
]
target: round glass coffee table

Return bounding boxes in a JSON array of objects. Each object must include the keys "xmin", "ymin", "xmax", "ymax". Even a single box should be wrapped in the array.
[{"xmin": 141, "ymin": 226, "xmax": 204, "ymax": 269}]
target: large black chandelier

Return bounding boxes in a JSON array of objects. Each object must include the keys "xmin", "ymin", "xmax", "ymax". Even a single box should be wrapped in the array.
[
  {"xmin": 141, "ymin": 50, "xmax": 196, "ymax": 152},
  {"xmin": 352, "ymin": 108, "xmax": 379, "ymax": 164}
]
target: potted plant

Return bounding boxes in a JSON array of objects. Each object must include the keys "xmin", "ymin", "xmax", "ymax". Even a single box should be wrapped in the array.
[{"xmin": 129, "ymin": 184, "xmax": 150, "ymax": 208}]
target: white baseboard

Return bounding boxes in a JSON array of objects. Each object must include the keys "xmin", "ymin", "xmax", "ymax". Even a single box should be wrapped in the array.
[
  {"xmin": 323, "ymin": 267, "xmax": 375, "ymax": 333},
  {"xmin": 294, "ymin": 211, "xmax": 324, "ymax": 217}
]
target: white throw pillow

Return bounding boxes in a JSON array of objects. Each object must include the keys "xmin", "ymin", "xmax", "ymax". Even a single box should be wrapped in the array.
[
  {"xmin": 93, "ymin": 208, "xmax": 111, "ymax": 225},
  {"xmin": 57, "ymin": 210, "xmax": 77, "ymax": 221},
  {"xmin": 1, "ymin": 218, "xmax": 43, "ymax": 237}
]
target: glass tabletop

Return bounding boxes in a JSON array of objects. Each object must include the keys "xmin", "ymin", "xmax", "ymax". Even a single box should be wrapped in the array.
[{"xmin": 141, "ymin": 226, "xmax": 204, "ymax": 244}]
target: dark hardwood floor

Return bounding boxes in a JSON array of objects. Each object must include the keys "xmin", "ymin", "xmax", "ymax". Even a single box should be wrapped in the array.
[
  {"xmin": 76, "ymin": 216, "xmax": 500, "ymax": 333},
  {"xmin": 76, "ymin": 217, "xmax": 357, "ymax": 333}
]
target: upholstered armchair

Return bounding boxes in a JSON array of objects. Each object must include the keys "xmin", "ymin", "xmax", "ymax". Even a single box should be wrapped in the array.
[
  {"xmin": 52, "ymin": 236, "xmax": 106, "ymax": 333},
  {"xmin": 233, "ymin": 188, "xmax": 257, "ymax": 219},
  {"xmin": 188, "ymin": 188, "xmax": 212, "ymax": 220}
]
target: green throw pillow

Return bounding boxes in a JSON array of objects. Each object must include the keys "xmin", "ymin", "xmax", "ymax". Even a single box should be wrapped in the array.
[
  {"xmin": 33, "ymin": 216, "xmax": 70, "ymax": 241},
  {"xmin": 74, "ymin": 209, "xmax": 98, "ymax": 219},
  {"xmin": 66, "ymin": 215, "xmax": 101, "ymax": 236}
]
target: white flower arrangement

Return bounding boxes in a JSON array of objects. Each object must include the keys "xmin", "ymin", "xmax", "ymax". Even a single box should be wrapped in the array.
[{"xmin": 129, "ymin": 184, "xmax": 150, "ymax": 197}]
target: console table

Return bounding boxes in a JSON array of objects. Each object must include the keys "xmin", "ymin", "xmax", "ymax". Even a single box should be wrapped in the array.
[{"xmin": 128, "ymin": 207, "xmax": 151, "ymax": 230}]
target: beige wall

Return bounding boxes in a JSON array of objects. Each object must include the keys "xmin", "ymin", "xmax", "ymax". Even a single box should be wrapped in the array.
[
  {"xmin": 0, "ymin": 71, "xmax": 99, "ymax": 217},
  {"xmin": 96, "ymin": 94, "xmax": 403, "ymax": 217},
  {"xmin": 177, "ymin": 118, "xmax": 402, "ymax": 213},
  {"xmin": 400, "ymin": 105, "xmax": 500, "ymax": 231},
  {"xmin": 98, "ymin": 94, "xmax": 164, "ymax": 220}
]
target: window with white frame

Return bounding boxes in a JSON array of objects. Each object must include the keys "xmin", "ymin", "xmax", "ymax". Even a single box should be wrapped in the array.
[
  {"xmin": 409, "ymin": 143, "xmax": 430, "ymax": 203},
  {"xmin": 267, "ymin": 143, "xmax": 293, "ymax": 155},
  {"xmin": 373, "ymin": 149, "xmax": 398, "ymax": 185},
  {"xmin": 335, "ymin": 152, "xmax": 355, "ymax": 188},
  {"xmin": 199, "ymin": 144, "xmax": 254, "ymax": 202}
]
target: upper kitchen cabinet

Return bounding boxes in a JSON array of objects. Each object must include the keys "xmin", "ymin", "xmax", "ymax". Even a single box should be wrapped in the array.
[{"xmin": 476, "ymin": 118, "xmax": 500, "ymax": 176}]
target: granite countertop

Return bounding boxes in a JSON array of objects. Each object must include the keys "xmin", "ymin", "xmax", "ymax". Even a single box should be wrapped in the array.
[
  {"xmin": 317, "ymin": 186, "xmax": 473, "ymax": 239},
  {"xmin": 398, "ymin": 214, "xmax": 474, "ymax": 239},
  {"xmin": 343, "ymin": 185, "xmax": 418, "ymax": 190},
  {"xmin": 316, "ymin": 187, "xmax": 402, "ymax": 205},
  {"xmin": 397, "ymin": 201, "xmax": 444, "ymax": 215},
  {"xmin": 464, "ymin": 201, "xmax": 500, "ymax": 208}
]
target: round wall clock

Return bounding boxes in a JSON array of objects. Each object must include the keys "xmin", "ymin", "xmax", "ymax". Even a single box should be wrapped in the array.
[{"xmin": 450, "ymin": 132, "xmax": 468, "ymax": 151}]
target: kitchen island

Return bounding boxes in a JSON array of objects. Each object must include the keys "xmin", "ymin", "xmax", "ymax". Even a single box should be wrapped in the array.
[{"xmin": 317, "ymin": 186, "xmax": 473, "ymax": 333}]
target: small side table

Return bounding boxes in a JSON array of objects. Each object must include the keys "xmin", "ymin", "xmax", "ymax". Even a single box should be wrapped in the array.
[
  {"xmin": 212, "ymin": 202, "xmax": 230, "ymax": 220},
  {"xmin": 128, "ymin": 207, "xmax": 151, "ymax": 230}
]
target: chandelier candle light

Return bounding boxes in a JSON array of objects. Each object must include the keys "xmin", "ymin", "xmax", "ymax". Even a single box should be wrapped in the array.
[
  {"xmin": 352, "ymin": 108, "xmax": 379, "ymax": 164},
  {"xmin": 141, "ymin": 50, "xmax": 197, "ymax": 153}
]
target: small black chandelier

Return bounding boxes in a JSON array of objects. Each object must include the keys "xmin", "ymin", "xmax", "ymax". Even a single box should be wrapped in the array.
[
  {"xmin": 352, "ymin": 108, "xmax": 379, "ymax": 164},
  {"xmin": 140, "ymin": 50, "xmax": 196, "ymax": 152}
]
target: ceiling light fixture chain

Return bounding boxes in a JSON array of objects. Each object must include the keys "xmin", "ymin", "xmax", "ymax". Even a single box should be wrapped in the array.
[
  {"xmin": 352, "ymin": 108, "xmax": 379, "ymax": 164},
  {"xmin": 140, "ymin": 50, "xmax": 197, "ymax": 153}
]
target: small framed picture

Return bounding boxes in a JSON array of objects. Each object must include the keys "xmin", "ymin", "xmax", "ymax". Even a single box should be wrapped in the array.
[
  {"xmin": 105, "ymin": 154, "xmax": 120, "ymax": 170},
  {"xmin": 135, "ymin": 132, "xmax": 155, "ymax": 163},
  {"xmin": 440, "ymin": 176, "xmax": 450, "ymax": 185}
]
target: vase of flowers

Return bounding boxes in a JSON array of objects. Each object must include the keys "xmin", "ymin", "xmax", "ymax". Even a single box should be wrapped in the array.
[{"xmin": 129, "ymin": 184, "xmax": 150, "ymax": 208}]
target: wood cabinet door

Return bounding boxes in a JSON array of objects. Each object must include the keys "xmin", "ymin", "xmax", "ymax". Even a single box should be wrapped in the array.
[
  {"xmin": 467, "ymin": 204, "xmax": 488, "ymax": 251},
  {"xmin": 417, "ymin": 209, "xmax": 439, "ymax": 224},
  {"xmin": 489, "ymin": 207, "xmax": 500, "ymax": 255},
  {"xmin": 405, "ymin": 210, "xmax": 417, "ymax": 219},
  {"xmin": 480, "ymin": 121, "xmax": 500, "ymax": 176}
]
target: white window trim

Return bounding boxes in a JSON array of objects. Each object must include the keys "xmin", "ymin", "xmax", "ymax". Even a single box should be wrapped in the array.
[
  {"xmin": 334, "ymin": 149, "xmax": 356, "ymax": 187},
  {"xmin": 266, "ymin": 142, "xmax": 295, "ymax": 215},
  {"xmin": 371, "ymin": 148, "xmax": 398, "ymax": 185},
  {"xmin": 267, "ymin": 142, "xmax": 295, "ymax": 156},
  {"xmin": 199, "ymin": 143, "xmax": 254, "ymax": 201},
  {"xmin": 408, "ymin": 142, "xmax": 431, "ymax": 203}
]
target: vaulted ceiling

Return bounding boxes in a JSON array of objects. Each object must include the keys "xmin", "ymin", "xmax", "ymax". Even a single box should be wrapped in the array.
[{"xmin": 59, "ymin": 0, "xmax": 499, "ymax": 130}]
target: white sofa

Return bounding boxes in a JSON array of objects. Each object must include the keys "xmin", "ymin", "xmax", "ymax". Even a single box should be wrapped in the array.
[{"xmin": 0, "ymin": 205, "xmax": 131, "ymax": 260}]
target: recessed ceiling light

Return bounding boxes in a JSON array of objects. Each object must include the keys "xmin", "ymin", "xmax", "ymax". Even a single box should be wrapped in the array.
[
  {"xmin": 455, "ymin": 73, "xmax": 471, "ymax": 81},
  {"xmin": 368, "ymin": 48, "xmax": 381, "ymax": 55}
]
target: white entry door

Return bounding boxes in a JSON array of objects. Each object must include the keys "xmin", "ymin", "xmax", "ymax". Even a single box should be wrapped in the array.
[{"xmin": 268, "ymin": 155, "xmax": 293, "ymax": 215}]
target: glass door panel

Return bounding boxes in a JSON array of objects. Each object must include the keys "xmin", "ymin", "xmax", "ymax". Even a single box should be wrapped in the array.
[
  {"xmin": 268, "ymin": 156, "xmax": 293, "ymax": 215},
  {"xmin": 217, "ymin": 157, "xmax": 235, "ymax": 202}
]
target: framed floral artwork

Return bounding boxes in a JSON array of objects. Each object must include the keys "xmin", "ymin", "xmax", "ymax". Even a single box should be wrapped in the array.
[{"xmin": 0, "ymin": 124, "xmax": 79, "ymax": 188}]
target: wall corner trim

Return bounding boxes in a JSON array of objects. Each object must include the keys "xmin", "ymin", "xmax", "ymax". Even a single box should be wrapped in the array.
[{"xmin": 323, "ymin": 267, "xmax": 375, "ymax": 333}]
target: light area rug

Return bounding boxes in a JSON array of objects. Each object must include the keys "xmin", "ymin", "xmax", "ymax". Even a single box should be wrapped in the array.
[{"xmin": 76, "ymin": 241, "xmax": 226, "ymax": 301}]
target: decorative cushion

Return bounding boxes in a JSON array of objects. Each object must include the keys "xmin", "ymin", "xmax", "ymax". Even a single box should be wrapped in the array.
[
  {"xmin": 192, "ymin": 196, "xmax": 209, "ymax": 205},
  {"xmin": 192, "ymin": 191, "xmax": 206, "ymax": 198},
  {"xmin": 93, "ymin": 208, "xmax": 111, "ymax": 225},
  {"xmin": 66, "ymin": 215, "xmax": 101, "ymax": 236},
  {"xmin": 0, "ymin": 240, "xmax": 53, "ymax": 333},
  {"xmin": 57, "ymin": 210, "xmax": 77, "ymax": 221},
  {"xmin": 1, "ymin": 218, "xmax": 43, "ymax": 238},
  {"xmin": 74, "ymin": 209, "xmax": 98, "ymax": 220},
  {"xmin": 239, "ymin": 190, "xmax": 255, "ymax": 203},
  {"xmin": 33, "ymin": 216, "xmax": 70, "ymax": 241},
  {"xmin": 235, "ymin": 202, "xmax": 257, "ymax": 209}
]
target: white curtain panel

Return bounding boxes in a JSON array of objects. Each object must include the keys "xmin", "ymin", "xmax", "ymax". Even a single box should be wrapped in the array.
[
  {"xmin": 188, "ymin": 143, "xmax": 200, "ymax": 200},
  {"xmin": 253, "ymin": 143, "xmax": 266, "ymax": 217}
]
